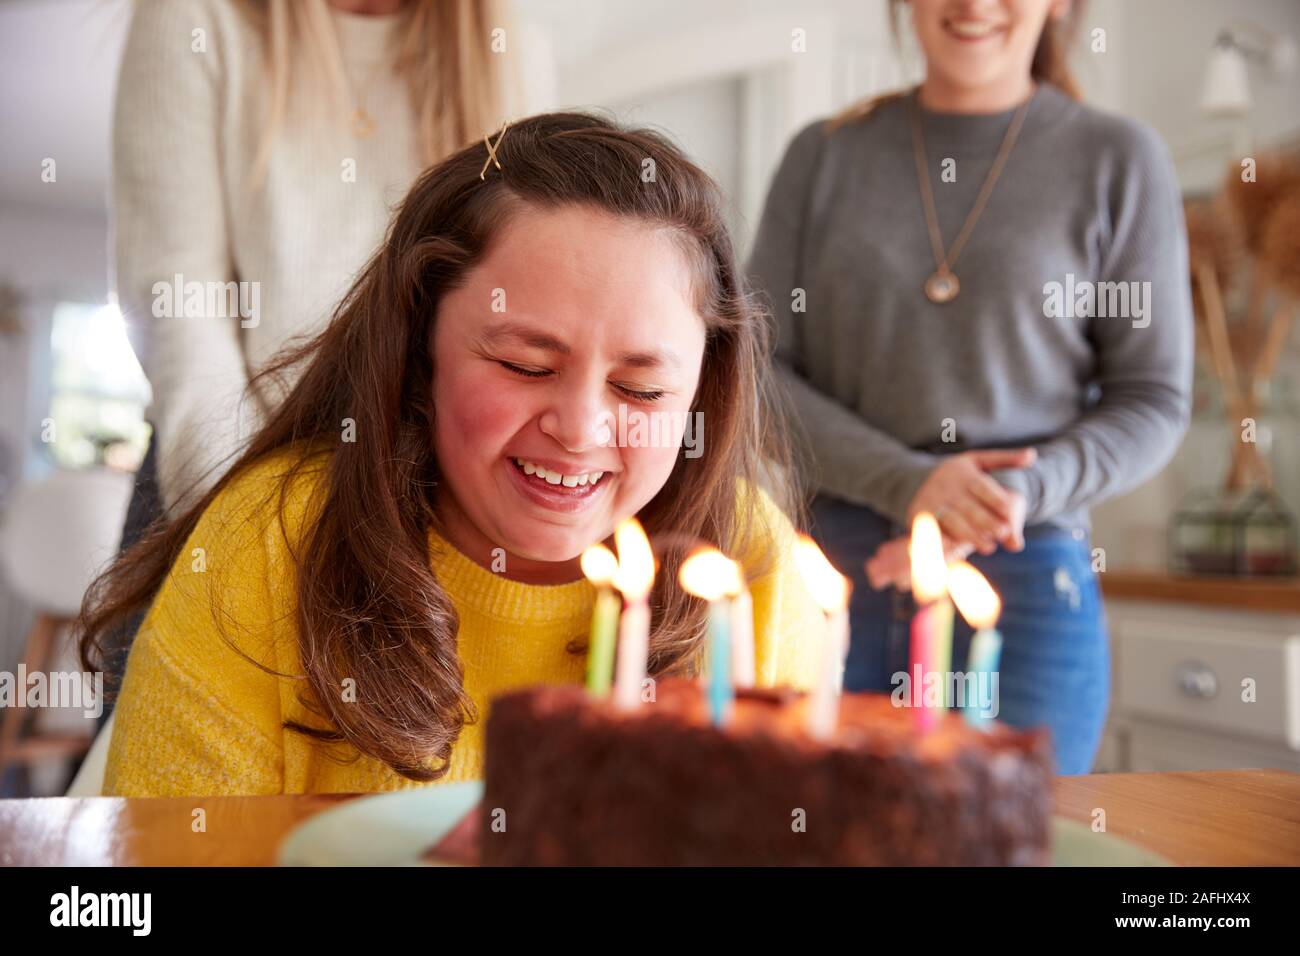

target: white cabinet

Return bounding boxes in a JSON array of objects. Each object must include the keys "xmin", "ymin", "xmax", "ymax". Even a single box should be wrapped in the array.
[{"xmin": 1100, "ymin": 599, "xmax": 1300, "ymax": 772}]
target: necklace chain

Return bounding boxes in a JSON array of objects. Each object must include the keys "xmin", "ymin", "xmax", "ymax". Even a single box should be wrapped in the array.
[
  {"xmin": 909, "ymin": 88, "xmax": 1032, "ymax": 302},
  {"xmin": 344, "ymin": 57, "xmax": 387, "ymax": 139}
]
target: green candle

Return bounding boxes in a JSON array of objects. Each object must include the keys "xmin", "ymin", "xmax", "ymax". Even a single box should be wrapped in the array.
[
  {"xmin": 581, "ymin": 544, "xmax": 621, "ymax": 696},
  {"xmin": 586, "ymin": 586, "xmax": 621, "ymax": 695}
]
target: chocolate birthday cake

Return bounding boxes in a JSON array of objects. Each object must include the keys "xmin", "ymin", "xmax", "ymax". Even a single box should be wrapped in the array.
[{"xmin": 478, "ymin": 677, "xmax": 1054, "ymax": 866}]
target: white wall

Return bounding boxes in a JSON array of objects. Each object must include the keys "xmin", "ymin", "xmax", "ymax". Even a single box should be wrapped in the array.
[
  {"xmin": 0, "ymin": 0, "xmax": 127, "ymax": 211},
  {"xmin": 1115, "ymin": 0, "xmax": 1300, "ymax": 192}
]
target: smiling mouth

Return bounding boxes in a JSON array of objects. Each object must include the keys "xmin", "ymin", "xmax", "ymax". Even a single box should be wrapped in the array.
[
  {"xmin": 943, "ymin": 17, "xmax": 1006, "ymax": 41},
  {"xmin": 506, "ymin": 457, "xmax": 611, "ymax": 510},
  {"xmin": 512, "ymin": 457, "xmax": 607, "ymax": 488}
]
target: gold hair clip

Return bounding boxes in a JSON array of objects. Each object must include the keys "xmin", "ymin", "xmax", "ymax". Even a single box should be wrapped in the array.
[{"xmin": 479, "ymin": 121, "xmax": 510, "ymax": 180}]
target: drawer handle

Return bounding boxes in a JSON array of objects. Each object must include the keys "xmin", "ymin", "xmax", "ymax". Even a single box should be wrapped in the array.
[{"xmin": 1175, "ymin": 661, "xmax": 1218, "ymax": 699}]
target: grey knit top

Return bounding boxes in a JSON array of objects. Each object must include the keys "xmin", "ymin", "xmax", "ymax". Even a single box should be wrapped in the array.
[{"xmin": 747, "ymin": 84, "xmax": 1194, "ymax": 531}]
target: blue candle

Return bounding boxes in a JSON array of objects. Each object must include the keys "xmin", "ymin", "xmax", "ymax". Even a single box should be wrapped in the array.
[
  {"xmin": 678, "ymin": 548, "xmax": 738, "ymax": 727},
  {"xmin": 948, "ymin": 561, "xmax": 1004, "ymax": 730},
  {"xmin": 707, "ymin": 600, "xmax": 733, "ymax": 726},
  {"xmin": 964, "ymin": 627, "xmax": 1002, "ymax": 728}
]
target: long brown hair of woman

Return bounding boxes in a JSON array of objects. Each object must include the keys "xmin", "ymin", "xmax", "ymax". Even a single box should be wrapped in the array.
[{"xmin": 77, "ymin": 111, "xmax": 805, "ymax": 781}]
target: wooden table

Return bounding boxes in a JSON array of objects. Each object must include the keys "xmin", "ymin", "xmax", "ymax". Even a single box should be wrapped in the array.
[{"xmin": 1, "ymin": 769, "xmax": 1297, "ymax": 866}]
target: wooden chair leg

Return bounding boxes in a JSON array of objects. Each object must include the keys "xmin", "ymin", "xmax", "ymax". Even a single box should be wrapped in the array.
[{"xmin": 0, "ymin": 613, "xmax": 70, "ymax": 775}]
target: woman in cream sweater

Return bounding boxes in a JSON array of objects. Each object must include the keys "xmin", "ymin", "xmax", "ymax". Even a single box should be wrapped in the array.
[
  {"xmin": 105, "ymin": 0, "xmax": 554, "ymax": 693},
  {"xmin": 114, "ymin": 0, "xmax": 555, "ymax": 513}
]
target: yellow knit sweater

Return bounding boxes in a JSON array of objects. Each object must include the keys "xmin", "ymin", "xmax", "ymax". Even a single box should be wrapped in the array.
[{"xmin": 104, "ymin": 452, "xmax": 825, "ymax": 796}]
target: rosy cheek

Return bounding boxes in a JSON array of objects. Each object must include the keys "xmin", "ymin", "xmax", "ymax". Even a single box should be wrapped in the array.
[
  {"xmin": 616, "ymin": 439, "xmax": 681, "ymax": 508},
  {"xmin": 436, "ymin": 365, "xmax": 528, "ymax": 454}
]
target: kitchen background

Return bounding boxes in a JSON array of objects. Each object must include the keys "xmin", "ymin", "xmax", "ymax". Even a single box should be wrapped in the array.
[{"xmin": 2, "ymin": 0, "xmax": 1299, "ymax": 795}]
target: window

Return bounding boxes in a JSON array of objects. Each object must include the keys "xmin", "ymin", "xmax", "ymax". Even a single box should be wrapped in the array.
[{"xmin": 46, "ymin": 302, "xmax": 151, "ymax": 470}]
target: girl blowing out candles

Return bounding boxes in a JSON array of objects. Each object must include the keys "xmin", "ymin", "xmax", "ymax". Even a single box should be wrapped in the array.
[{"xmin": 77, "ymin": 113, "xmax": 825, "ymax": 797}]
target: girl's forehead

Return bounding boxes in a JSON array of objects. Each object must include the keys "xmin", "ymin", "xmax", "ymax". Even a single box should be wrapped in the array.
[
  {"xmin": 484, "ymin": 203, "xmax": 691, "ymax": 281},
  {"xmin": 441, "ymin": 205, "xmax": 707, "ymax": 349}
]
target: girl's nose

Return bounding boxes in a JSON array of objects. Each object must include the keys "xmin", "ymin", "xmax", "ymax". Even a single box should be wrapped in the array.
[{"xmin": 537, "ymin": 382, "xmax": 615, "ymax": 454}]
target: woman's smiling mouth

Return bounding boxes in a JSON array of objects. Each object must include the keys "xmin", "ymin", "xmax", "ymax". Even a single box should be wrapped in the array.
[
  {"xmin": 506, "ymin": 456, "xmax": 612, "ymax": 513},
  {"xmin": 514, "ymin": 457, "xmax": 606, "ymax": 487},
  {"xmin": 943, "ymin": 17, "xmax": 1007, "ymax": 42}
]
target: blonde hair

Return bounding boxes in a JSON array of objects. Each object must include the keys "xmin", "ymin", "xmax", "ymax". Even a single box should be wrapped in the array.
[
  {"xmin": 234, "ymin": 0, "xmax": 510, "ymax": 184},
  {"xmin": 830, "ymin": 0, "xmax": 1083, "ymax": 129}
]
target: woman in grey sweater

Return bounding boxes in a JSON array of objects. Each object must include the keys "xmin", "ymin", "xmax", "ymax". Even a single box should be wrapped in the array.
[{"xmin": 748, "ymin": 0, "xmax": 1192, "ymax": 773}]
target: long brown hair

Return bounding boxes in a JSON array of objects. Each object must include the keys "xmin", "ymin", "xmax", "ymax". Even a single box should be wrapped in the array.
[
  {"xmin": 833, "ymin": 0, "xmax": 1085, "ymax": 127},
  {"xmin": 232, "ymin": 0, "xmax": 509, "ymax": 184},
  {"xmin": 78, "ymin": 112, "xmax": 801, "ymax": 781}
]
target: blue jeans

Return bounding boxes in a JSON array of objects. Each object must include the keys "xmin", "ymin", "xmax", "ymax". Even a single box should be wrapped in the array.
[{"xmin": 810, "ymin": 495, "xmax": 1110, "ymax": 775}]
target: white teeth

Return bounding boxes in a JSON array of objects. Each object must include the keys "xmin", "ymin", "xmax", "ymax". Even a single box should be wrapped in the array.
[
  {"xmin": 514, "ymin": 458, "xmax": 605, "ymax": 488},
  {"xmin": 948, "ymin": 20, "xmax": 996, "ymax": 37}
]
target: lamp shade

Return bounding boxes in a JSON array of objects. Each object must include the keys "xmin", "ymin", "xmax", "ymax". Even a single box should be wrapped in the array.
[
  {"xmin": 0, "ymin": 468, "xmax": 133, "ymax": 616},
  {"xmin": 1201, "ymin": 41, "xmax": 1252, "ymax": 116}
]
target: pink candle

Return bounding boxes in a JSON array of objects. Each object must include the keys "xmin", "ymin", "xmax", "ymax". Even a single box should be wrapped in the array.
[
  {"xmin": 909, "ymin": 599, "xmax": 953, "ymax": 730},
  {"xmin": 909, "ymin": 513, "xmax": 950, "ymax": 731}
]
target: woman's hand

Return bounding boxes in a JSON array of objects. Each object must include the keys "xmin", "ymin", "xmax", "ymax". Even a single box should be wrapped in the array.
[
  {"xmin": 907, "ymin": 448, "xmax": 1036, "ymax": 555},
  {"xmin": 864, "ymin": 533, "xmax": 976, "ymax": 592}
]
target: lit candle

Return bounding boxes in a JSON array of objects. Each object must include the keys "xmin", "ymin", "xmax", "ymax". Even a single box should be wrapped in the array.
[
  {"xmin": 581, "ymin": 544, "xmax": 621, "ymax": 697},
  {"xmin": 728, "ymin": 577, "xmax": 756, "ymax": 689},
  {"xmin": 948, "ymin": 561, "xmax": 1003, "ymax": 730},
  {"xmin": 679, "ymin": 548, "xmax": 738, "ymax": 726},
  {"xmin": 909, "ymin": 513, "xmax": 952, "ymax": 730},
  {"xmin": 793, "ymin": 535, "xmax": 852, "ymax": 740},
  {"xmin": 612, "ymin": 518, "xmax": 655, "ymax": 711}
]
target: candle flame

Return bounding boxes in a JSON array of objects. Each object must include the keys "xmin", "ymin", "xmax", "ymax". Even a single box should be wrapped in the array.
[
  {"xmin": 947, "ymin": 561, "xmax": 1001, "ymax": 629},
  {"xmin": 580, "ymin": 544, "xmax": 618, "ymax": 586},
  {"xmin": 679, "ymin": 548, "xmax": 741, "ymax": 602},
  {"xmin": 793, "ymin": 534, "xmax": 850, "ymax": 612},
  {"xmin": 909, "ymin": 512, "xmax": 948, "ymax": 604},
  {"xmin": 611, "ymin": 517, "xmax": 655, "ymax": 600}
]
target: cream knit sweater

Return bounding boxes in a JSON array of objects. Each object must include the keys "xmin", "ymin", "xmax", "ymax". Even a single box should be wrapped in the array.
[{"xmin": 112, "ymin": 0, "xmax": 556, "ymax": 508}]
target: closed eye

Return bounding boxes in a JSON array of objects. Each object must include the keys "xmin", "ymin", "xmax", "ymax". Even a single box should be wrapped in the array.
[
  {"xmin": 499, "ymin": 360, "xmax": 665, "ymax": 403},
  {"xmin": 499, "ymin": 360, "xmax": 551, "ymax": 379},
  {"xmin": 615, "ymin": 383, "xmax": 665, "ymax": 403}
]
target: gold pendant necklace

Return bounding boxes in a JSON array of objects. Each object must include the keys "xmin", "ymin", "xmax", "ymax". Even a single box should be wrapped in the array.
[
  {"xmin": 925, "ymin": 269, "xmax": 959, "ymax": 303},
  {"xmin": 351, "ymin": 108, "xmax": 377, "ymax": 140},
  {"xmin": 349, "ymin": 107, "xmax": 376, "ymax": 139},
  {"xmin": 344, "ymin": 56, "xmax": 386, "ymax": 140},
  {"xmin": 909, "ymin": 88, "xmax": 1032, "ymax": 304}
]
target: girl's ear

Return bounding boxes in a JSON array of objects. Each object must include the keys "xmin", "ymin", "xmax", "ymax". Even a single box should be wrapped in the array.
[{"xmin": 1049, "ymin": 0, "xmax": 1073, "ymax": 21}]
